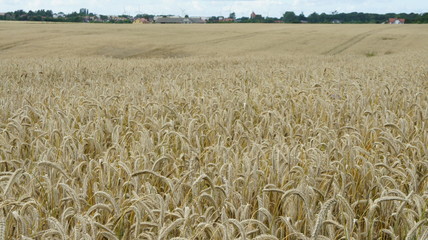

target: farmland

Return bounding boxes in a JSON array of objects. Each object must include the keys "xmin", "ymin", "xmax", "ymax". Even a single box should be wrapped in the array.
[{"xmin": 1, "ymin": 22, "xmax": 428, "ymax": 239}]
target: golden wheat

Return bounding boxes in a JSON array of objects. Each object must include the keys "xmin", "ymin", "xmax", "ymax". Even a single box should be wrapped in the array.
[{"xmin": 0, "ymin": 22, "xmax": 427, "ymax": 239}]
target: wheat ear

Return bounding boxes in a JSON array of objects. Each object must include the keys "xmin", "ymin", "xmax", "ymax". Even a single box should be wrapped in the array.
[
  {"xmin": 311, "ymin": 198, "xmax": 337, "ymax": 240},
  {"xmin": 0, "ymin": 214, "xmax": 5, "ymax": 240}
]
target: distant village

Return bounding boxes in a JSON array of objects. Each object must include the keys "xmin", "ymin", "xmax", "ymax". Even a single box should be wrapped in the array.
[{"xmin": 1, "ymin": 8, "xmax": 427, "ymax": 24}]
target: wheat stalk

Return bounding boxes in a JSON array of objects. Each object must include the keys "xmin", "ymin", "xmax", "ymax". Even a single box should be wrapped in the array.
[
  {"xmin": 311, "ymin": 198, "xmax": 337, "ymax": 240},
  {"xmin": 0, "ymin": 214, "xmax": 5, "ymax": 240},
  {"xmin": 158, "ymin": 218, "xmax": 185, "ymax": 240},
  {"xmin": 405, "ymin": 219, "xmax": 428, "ymax": 240},
  {"xmin": 3, "ymin": 168, "xmax": 24, "ymax": 197},
  {"xmin": 1, "ymin": 30, "xmax": 427, "ymax": 240}
]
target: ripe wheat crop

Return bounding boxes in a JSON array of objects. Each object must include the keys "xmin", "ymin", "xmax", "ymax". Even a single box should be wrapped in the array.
[{"xmin": 0, "ymin": 22, "xmax": 427, "ymax": 239}]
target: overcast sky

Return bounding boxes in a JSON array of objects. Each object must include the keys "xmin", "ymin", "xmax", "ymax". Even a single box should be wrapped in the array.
[{"xmin": 1, "ymin": 0, "xmax": 427, "ymax": 17}]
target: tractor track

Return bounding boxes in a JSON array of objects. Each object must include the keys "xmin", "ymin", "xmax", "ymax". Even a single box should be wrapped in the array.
[{"xmin": 323, "ymin": 28, "xmax": 384, "ymax": 55}]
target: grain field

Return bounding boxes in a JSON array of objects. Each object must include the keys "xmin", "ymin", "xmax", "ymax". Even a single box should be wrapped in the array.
[{"xmin": 0, "ymin": 22, "xmax": 428, "ymax": 239}]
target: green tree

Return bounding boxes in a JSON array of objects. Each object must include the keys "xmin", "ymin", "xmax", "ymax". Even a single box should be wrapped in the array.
[
  {"xmin": 420, "ymin": 13, "xmax": 428, "ymax": 23},
  {"xmin": 14, "ymin": 10, "xmax": 26, "ymax": 20},
  {"xmin": 283, "ymin": 11, "xmax": 298, "ymax": 23},
  {"xmin": 307, "ymin": 12, "xmax": 320, "ymax": 23},
  {"xmin": 207, "ymin": 16, "xmax": 219, "ymax": 23},
  {"xmin": 99, "ymin": 15, "xmax": 109, "ymax": 21},
  {"xmin": 119, "ymin": 14, "xmax": 132, "ymax": 19},
  {"xmin": 319, "ymin": 13, "xmax": 328, "ymax": 23},
  {"xmin": 298, "ymin": 12, "xmax": 306, "ymax": 22},
  {"xmin": 238, "ymin": 17, "xmax": 249, "ymax": 23},
  {"xmin": 135, "ymin": 14, "xmax": 154, "ymax": 20}
]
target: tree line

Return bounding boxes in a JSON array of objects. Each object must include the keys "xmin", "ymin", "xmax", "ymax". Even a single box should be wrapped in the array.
[
  {"xmin": 1, "ymin": 9, "xmax": 428, "ymax": 24},
  {"xmin": 0, "ymin": 9, "xmax": 134, "ymax": 23},
  {"xmin": 207, "ymin": 11, "xmax": 428, "ymax": 24},
  {"xmin": 283, "ymin": 11, "xmax": 428, "ymax": 23}
]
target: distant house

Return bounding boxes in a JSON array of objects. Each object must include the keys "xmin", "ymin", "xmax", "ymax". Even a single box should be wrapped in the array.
[
  {"xmin": 111, "ymin": 16, "xmax": 129, "ymax": 21},
  {"xmin": 133, "ymin": 18, "xmax": 151, "ymax": 24},
  {"xmin": 389, "ymin": 18, "xmax": 405, "ymax": 24},
  {"xmin": 155, "ymin": 17, "xmax": 181, "ymax": 24},
  {"xmin": 219, "ymin": 18, "xmax": 235, "ymax": 23},
  {"xmin": 155, "ymin": 17, "xmax": 205, "ymax": 24},
  {"xmin": 188, "ymin": 17, "xmax": 206, "ymax": 24},
  {"xmin": 251, "ymin": 12, "xmax": 257, "ymax": 19},
  {"xmin": 332, "ymin": 19, "xmax": 342, "ymax": 24},
  {"xmin": 250, "ymin": 12, "xmax": 262, "ymax": 20}
]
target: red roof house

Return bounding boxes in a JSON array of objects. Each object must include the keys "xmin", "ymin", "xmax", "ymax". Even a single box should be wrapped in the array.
[{"xmin": 388, "ymin": 18, "xmax": 405, "ymax": 24}]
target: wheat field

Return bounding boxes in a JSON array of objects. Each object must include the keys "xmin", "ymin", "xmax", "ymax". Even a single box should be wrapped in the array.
[{"xmin": 1, "ymin": 22, "xmax": 428, "ymax": 239}]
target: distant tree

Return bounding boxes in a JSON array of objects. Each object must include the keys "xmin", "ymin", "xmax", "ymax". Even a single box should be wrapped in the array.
[
  {"xmin": 298, "ymin": 12, "xmax": 307, "ymax": 22},
  {"xmin": 13, "ymin": 10, "xmax": 26, "ymax": 20},
  {"xmin": 185, "ymin": 14, "xmax": 189, "ymax": 18},
  {"xmin": 14, "ymin": 10, "xmax": 26, "ymax": 16},
  {"xmin": 208, "ymin": 16, "xmax": 219, "ymax": 23},
  {"xmin": 135, "ymin": 14, "xmax": 154, "ymax": 20},
  {"xmin": 238, "ymin": 17, "xmax": 249, "ymax": 23},
  {"xmin": 5, "ymin": 12, "xmax": 15, "ymax": 20},
  {"xmin": 119, "ymin": 14, "xmax": 132, "ymax": 19},
  {"xmin": 264, "ymin": 17, "xmax": 277, "ymax": 23},
  {"xmin": 283, "ymin": 11, "xmax": 298, "ymax": 23},
  {"xmin": 420, "ymin": 13, "xmax": 428, "ymax": 23},
  {"xmin": 99, "ymin": 15, "xmax": 109, "ymax": 21},
  {"xmin": 229, "ymin": 12, "xmax": 236, "ymax": 19},
  {"xmin": 67, "ymin": 12, "xmax": 83, "ymax": 22},
  {"xmin": 307, "ymin": 12, "xmax": 320, "ymax": 23},
  {"xmin": 319, "ymin": 13, "xmax": 328, "ymax": 23},
  {"xmin": 46, "ymin": 10, "xmax": 53, "ymax": 17},
  {"xmin": 252, "ymin": 14, "xmax": 263, "ymax": 22}
]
